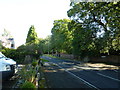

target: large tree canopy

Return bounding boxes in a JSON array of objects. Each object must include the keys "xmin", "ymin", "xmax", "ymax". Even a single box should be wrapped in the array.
[
  {"xmin": 51, "ymin": 19, "xmax": 73, "ymax": 54},
  {"xmin": 68, "ymin": 2, "xmax": 120, "ymax": 33},
  {"xmin": 68, "ymin": 20, "xmax": 96, "ymax": 58},
  {"xmin": 67, "ymin": 2, "xmax": 120, "ymax": 56}
]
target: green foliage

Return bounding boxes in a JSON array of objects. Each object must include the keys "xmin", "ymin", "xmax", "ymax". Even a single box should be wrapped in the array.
[
  {"xmin": 39, "ymin": 79, "xmax": 46, "ymax": 88},
  {"xmin": 20, "ymin": 81, "xmax": 36, "ymax": 89},
  {"xmin": 67, "ymin": 2, "xmax": 120, "ymax": 58},
  {"xmin": 16, "ymin": 45, "xmax": 27, "ymax": 63},
  {"xmin": 25, "ymin": 43, "xmax": 41, "ymax": 59},
  {"xmin": 26, "ymin": 25, "xmax": 38, "ymax": 44},
  {"xmin": 25, "ymin": 25, "xmax": 42, "ymax": 60},
  {"xmin": 32, "ymin": 61, "xmax": 38, "ymax": 67},
  {"xmin": 51, "ymin": 19, "xmax": 73, "ymax": 54},
  {"xmin": 40, "ymin": 58, "xmax": 49, "ymax": 62},
  {"xmin": 0, "ymin": 43, "xmax": 42, "ymax": 63},
  {"xmin": 39, "ymin": 36, "xmax": 52, "ymax": 54},
  {"xmin": 16, "ymin": 43, "xmax": 42, "ymax": 62},
  {"xmin": 0, "ymin": 45, "xmax": 26, "ymax": 63},
  {"xmin": 20, "ymin": 65, "xmax": 36, "ymax": 83},
  {"xmin": 1, "ymin": 48, "xmax": 18, "ymax": 60},
  {"xmin": 68, "ymin": 20, "xmax": 100, "ymax": 58}
]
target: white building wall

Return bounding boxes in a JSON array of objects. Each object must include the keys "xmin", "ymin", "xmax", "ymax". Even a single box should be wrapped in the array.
[{"xmin": 0, "ymin": 36, "xmax": 15, "ymax": 49}]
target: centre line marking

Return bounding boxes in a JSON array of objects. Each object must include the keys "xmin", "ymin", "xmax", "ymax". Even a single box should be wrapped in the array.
[
  {"xmin": 97, "ymin": 73, "xmax": 120, "ymax": 82},
  {"xmin": 53, "ymin": 63, "xmax": 100, "ymax": 90}
]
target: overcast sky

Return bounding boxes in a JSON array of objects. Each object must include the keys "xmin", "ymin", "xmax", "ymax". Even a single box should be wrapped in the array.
[{"xmin": 0, "ymin": 0, "xmax": 71, "ymax": 47}]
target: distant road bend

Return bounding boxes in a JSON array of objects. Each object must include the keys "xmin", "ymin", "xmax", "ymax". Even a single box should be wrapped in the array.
[{"xmin": 42, "ymin": 56, "xmax": 120, "ymax": 89}]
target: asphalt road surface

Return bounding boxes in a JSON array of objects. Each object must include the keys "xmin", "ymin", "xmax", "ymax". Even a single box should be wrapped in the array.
[{"xmin": 42, "ymin": 56, "xmax": 120, "ymax": 89}]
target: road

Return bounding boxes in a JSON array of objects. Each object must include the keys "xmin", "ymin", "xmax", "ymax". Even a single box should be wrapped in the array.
[{"xmin": 42, "ymin": 56, "xmax": 120, "ymax": 89}]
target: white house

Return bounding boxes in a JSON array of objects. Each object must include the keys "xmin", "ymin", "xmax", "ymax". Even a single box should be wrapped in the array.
[{"xmin": 0, "ymin": 29, "xmax": 15, "ymax": 49}]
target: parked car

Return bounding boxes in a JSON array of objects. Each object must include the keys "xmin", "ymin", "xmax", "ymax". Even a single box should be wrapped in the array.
[{"xmin": 0, "ymin": 52, "xmax": 16, "ymax": 81}]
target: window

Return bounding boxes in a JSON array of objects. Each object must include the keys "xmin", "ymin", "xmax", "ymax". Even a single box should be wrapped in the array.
[{"xmin": 11, "ymin": 44, "xmax": 14, "ymax": 48}]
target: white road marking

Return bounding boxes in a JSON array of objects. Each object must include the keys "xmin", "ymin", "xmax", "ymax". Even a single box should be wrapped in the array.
[
  {"xmin": 97, "ymin": 73, "xmax": 120, "ymax": 82},
  {"xmin": 113, "ymin": 70, "xmax": 119, "ymax": 72},
  {"xmin": 73, "ymin": 64, "xmax": 120, "ymax": 82},
  {"xmin": 45, "ymin": 56, "xmax": 120, "ymax": 89},
  {"xmin": 54, "ymin": 63, "xmax": 100, "ymax": 90}
]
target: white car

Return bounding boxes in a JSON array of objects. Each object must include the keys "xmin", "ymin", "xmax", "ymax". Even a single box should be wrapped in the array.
[{"xmin": 0, "ymin": 52, "xmax": 16, "ymax": 81}]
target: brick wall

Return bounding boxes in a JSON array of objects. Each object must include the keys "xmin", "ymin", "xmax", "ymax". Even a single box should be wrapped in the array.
[
  {"xmin": 59, "ymin": 54, "xmax": 120, "ymax": 64},
  {"xmin": 90, "ymin": 55, "xmax": 120, "ymax": 64}
]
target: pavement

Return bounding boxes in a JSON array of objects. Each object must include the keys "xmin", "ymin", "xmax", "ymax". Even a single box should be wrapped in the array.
[
  {"xmin": 42, "ymin": 56, "xmax": 120, "ymax": 89},
  {"xmin": 1, "ymin": 64, "xmax": 24, "ymax": 89}
]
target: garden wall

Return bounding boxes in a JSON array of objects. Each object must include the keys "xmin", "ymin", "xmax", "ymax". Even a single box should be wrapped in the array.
[
  {"xmin": 60, "ymin": 54, "xmax": 74, "ymax": 59},
  {"xmin": 59, "ymin": 54, "xmax": 120, "ymax": 65},
  {"xmin": 89, "ymin": 55, "xmax": 120, "ymax": 65}
]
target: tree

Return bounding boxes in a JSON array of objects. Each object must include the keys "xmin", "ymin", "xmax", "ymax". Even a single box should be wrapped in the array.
[
  {"xmin": 26, "ymin": 25, "xmax": 38, "ymax": 44},
  {"xmin": 38, "ymin": 36, "xmax": 52, "ymax": 54},
  {"xmin": 20, "ymin": 25, "xmax": 41, "ymax": 61},
  {"xmin": 51, "ymin": 19, "xmax": 73, "ymax": 54},
  {"xmin": 67, "ymin": 2, "xmax": 120, "ymax": 56},
  {"xmin": 68, "ymin": 20, "xmax": 98, "ymax": 59}
]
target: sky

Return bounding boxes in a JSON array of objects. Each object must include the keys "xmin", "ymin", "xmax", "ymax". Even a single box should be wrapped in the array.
[{"xmin": 0, "ymin": 0, "xmax": 71, "ymax": 48}]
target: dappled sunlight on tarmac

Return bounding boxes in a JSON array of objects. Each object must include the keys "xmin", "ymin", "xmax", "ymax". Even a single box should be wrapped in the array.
[{"xmin": 75, "ymin": 63, "xmax": 120, "ymax": 71}]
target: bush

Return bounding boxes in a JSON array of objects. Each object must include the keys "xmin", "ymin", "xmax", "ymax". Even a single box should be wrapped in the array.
[
  {"xmin": 40, "ymin": 58, "xmax": 49, "ymax": 62},
  {"xmin": 32, "ymin": 61, "xmax": 38, "ymax": 67},
  {"xmin": 1, "ymin": 48, "xmax": 18, "ymax": 60},
  {"xmin": 20, "ymin": 81, "xmax": 36, "ymax": 89},
  {"xmin": 1, "ymin": 47, "xmax": 25, "ymax": 63},
  {"xmin": 19, "ymin": 65, "xmax": 36, "ymax": 83}
]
